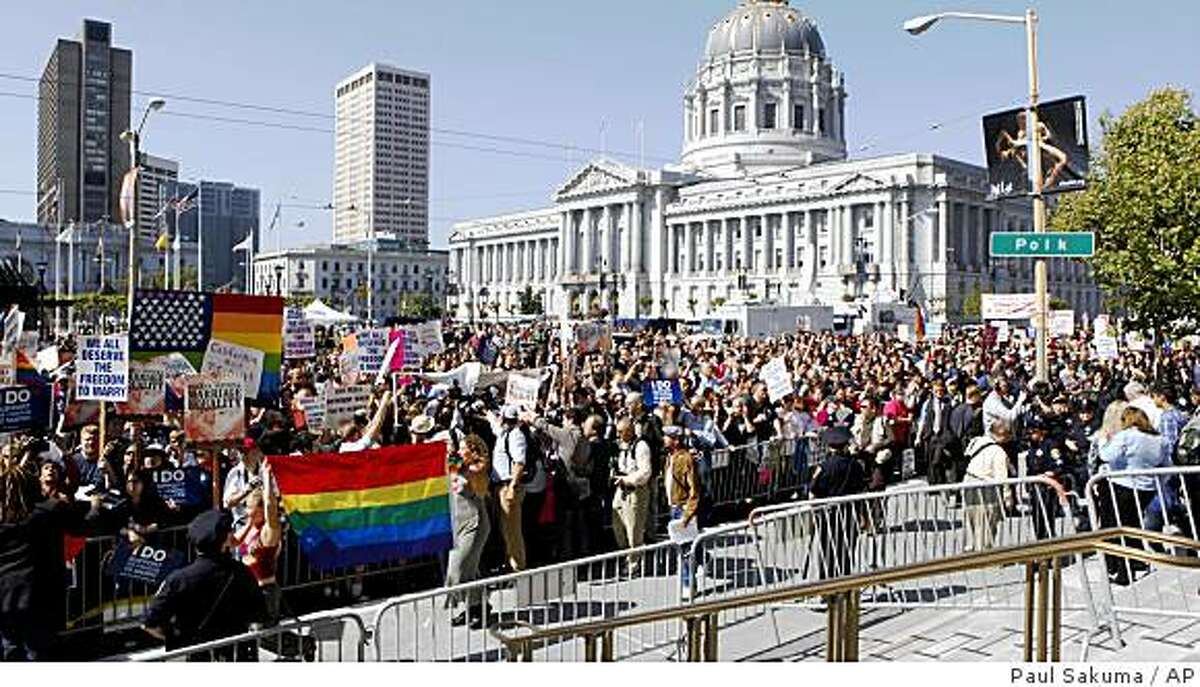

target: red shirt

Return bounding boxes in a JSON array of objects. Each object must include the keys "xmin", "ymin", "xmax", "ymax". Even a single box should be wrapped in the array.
[{"xmin": 883, "ymin": 398, "xmax": 911, "ymax": 443}]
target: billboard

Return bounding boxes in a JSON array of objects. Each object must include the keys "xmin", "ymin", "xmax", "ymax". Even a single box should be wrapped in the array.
[{"xmin": 983, "ymin": 95, "xmax": 1089, "ymax": 199}]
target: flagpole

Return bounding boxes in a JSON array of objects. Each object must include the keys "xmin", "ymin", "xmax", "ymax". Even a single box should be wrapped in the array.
[{"xmin": 197, "ymin": 184, "xmax": 204, "ymax": 293}]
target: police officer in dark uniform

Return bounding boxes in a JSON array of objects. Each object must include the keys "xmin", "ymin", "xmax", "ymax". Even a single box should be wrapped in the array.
[
  {"xmin": 810, "ymin": 426, "xmax": 867, "ymax": 580},
  {"xmin": 1022, "ymin": 415, "xmax": 1069, "ymax": 541},
  {"xmin": 144, "ymin": 510, "xmax": 266, "ymax": 660}
]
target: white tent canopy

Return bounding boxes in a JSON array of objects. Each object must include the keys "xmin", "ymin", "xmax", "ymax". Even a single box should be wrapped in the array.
[{"xmin": 303, "ymin": 299, "xmax": 358, "ymax": 326}]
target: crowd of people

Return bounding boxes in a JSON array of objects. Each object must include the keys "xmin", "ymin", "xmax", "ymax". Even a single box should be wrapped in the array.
[{"xmin": 2, "ymin": 315, "xmax": 1200, "ymax": 659}]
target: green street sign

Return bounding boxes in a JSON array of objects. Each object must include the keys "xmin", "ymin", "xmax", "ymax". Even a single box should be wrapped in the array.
[{"xmin": 990, "ymin": 232, "xmax": 1095, "ymax": 258}]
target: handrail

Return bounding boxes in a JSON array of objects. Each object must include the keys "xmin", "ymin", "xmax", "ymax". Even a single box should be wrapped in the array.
[{"xmin": 495, "ymin": 527, "xmax": 1200, "ymax": 663}]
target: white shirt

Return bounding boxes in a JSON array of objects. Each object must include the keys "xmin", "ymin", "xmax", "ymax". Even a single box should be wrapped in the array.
[
  {"xmin": 491, "ymin": 422, "xmax": 526, "ymax": 482},
  {"xmin": 963, "ymin": 437, "xmax": 1010, "ymax": 483}
]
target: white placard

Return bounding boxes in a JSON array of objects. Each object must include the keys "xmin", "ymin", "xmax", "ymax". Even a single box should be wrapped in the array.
[
  {"xmin": 1126, "ymin": 331, "xmax": 1147, "ymax": 353},
  {"xmin": 980, "ymin": 293, "xmax": 1037, "ymax": 321},
  {"xmin": 419, "ymin": 362, "xmax": 483, "ymax": 396},
  {"xmin": 283, "ymin": 308, "xmax": 316, "ymax": 359},
  {"xmin": 323, "ymin": 384, "xmax": 371, "ymax": 430},
  {"xmin": 2, "ymin": 307, "xmax": 24, "ymax": 356},
  {"xmin": 408, "ymin": 321, "xmax": 445, "ymax": 360},
  {"xmin": 297, "ymin": 395, "xmax": 326, "ymax": 430},
  {"xmin": 759, "ymin": 356, "xmax": 793, "ymax": 403},
  {"xmin": 353, "ymin": 329, "xmax": 389, "ymax": 375},
  {"xmin": 1050, "ymin": 310, "xmax": 1075, "ymax": 338},
  {"xmin": 117, "ymin": 360, "xmax": 166, "ymax": 416},
  {"xmin": 201, "ymin": 339, "xmax": 264, "ymax": 399},
  {"xmin": 1093, "ymin": 336, "xmax": 1119, "ymax": 361},
  {"xmin": 75, "ymin": 334, "xmax": 129, "ymax": 402},
  {"xmin": 36, "ymin": 346, "xmax": 60, "ymax": 374},
  {"xmin": 991, "ymin": 321, "xmax": 1011, "ymax": 343},
  {"xmin": 505, "ymin": 372, "xmax": 542, "ymax": 412}
]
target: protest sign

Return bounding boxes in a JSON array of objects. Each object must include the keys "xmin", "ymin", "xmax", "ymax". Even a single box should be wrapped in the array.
[
  {"xmin": 297, "ymin": 395, "xmax": 326, "ymax": 431},
  {"xmin": 200, "ymin": 339, "xmax": 264, "ymax": 399},
  {"xmin": 0, "ymin": 385, "xmax": 49, "ymax": 433},
  {"xmin": 505, "ymin": 372, "xmax": 542, "ymax": 412},
  {"xmin": 981, "ymin": 293, "xmax": 1037, "ymax": 321},
  {"xmin": 1092, "ymin": 315, "xmax": 1112, "ymax": 338},
  {"xmin": 0, "ymin": 353, "xmax": 14, "ymax": 386},
  {"xmin": 150, "ymin": 466, "xmax": 207, "ymax": 508},
  {"xmin": 105, "ymin": 540, "xmax": 186, "ymax": 586},
  {"xmin": 283, "ymin": 308, "xmax": 316, "ymax": 359},
  {"xmin": 991, "ymin": 321, "xmax": 1011, "ymax": 344},
  {"xmin": 759, "ymin": 357, "xmax": 793, "ymax": 403},
  {"xmin": 75, "ymin": 335, "xmax": 129, "ymax": 402},
  {"xmin": 418, "ymin": 362, "xmax": 482, "ymax": 395},
  {"xmin": 338, "ymin": 349, "xmax": 360, "ymax": 385},
  {"xmin": 575, "ymin": 323, "xmax": 612, "ymax": 354},
  {"xmin": 1050, "ymin": 310, "xmax": 1075, "ymax": 338},
  {"xmin": 1126, "ymin": 331, "xmax": 1147, "ymax": 353},
  {"xmin": 407, "ymin": 321, "xmax": 445, "ymax": 360},
  {"xmin": 642, "ymin": 379, "xmax": 683, "ymax": 408},
  {"xmin": 183, "ymin": 375, "xmax": 245, "ymax": 443},
  {"xmin": 352, "ymin": 329, "xmax": 389, "ymax": 376},
  {"xmin": 2, "ymin": 306, "xmax": 24, "ymax": 355},
  {"xmin": 36, "ymin": 346, "xmax": 60, "ymax": 374},
  {"xmin": 1092, "ymin": 336, "xmax": 1119, "ymax": 361},
  {"xmin": 386, "ymin": 330, "xmax": 408, "ymax": 371},
  {"xmin": 323, "ymin": 384, "xmax": 371, "ymax": 430},
  {"xmin": 116, "ymin": 361, "xmax": 166, "ymax": 417}
]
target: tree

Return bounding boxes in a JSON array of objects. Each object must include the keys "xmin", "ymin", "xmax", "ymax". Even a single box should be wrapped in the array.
[
  {"xmin": 517, "ymin": 286, "xmax": 543, "ymax": 316},
  {"xmin": 962, "ymin": 284, "xmax": 986, "ymax": 321},
  {"xmin": 686, "ymin": 297, "xmax": 698, "ymax": 318},
  {"xmin": 398, "ymin": 292, "xmax": 443, "ymax": 320},
  {"xmin": 637, "ymin": 296, "xmax": 654, "ymax": 317},
  {"xmin": 1052, "ymin": 88, "xmax": 1200, "ymax": 337},
  {"xmin": 710, "ymin": 297, "xmax": 726, "ymax": 310},
  {"xmin": 285, "ymin": 295, "xmax": 315, "ymax": 310}
]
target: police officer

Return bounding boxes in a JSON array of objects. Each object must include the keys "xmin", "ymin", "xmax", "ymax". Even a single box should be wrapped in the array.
[
  {"xmin": 810, "ymin": 426, "xmax": 867, "ymax": 580},
  {"xmin": 143, "ymin": 510, "xmax": 266, "ymax": 659},
  {"xmin": 1022, "ymin": 415, "xmax": 1069, "ymax": 541}
]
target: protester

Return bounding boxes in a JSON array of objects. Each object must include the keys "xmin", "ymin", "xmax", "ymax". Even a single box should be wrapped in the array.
[
  {"xmin": 445, "ymin": 434, "xmax": 493, "ymax": 629},
  {"xmin": 611, "ymin": 417, "xmax": 653, "ymax": 577},
  {"xmin": 663, "ymin": 426, "xmax": 701, "ymax": 598},
  {"xmin": 962, "ymin": 420, "xmax": 1014, "ymax": 551},
  {"xmin": 490, "ymin": 405, "xmax": 528, "ymax": 573}
]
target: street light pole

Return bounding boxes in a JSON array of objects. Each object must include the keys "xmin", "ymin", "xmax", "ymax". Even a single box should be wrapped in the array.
[
  {"xmin": 120, "ymin": 98, "xmax": 166, "ymax": 323},
  {"xmin": 903, "ymin": 9, "xmax": 1049, "ymax": 383}
]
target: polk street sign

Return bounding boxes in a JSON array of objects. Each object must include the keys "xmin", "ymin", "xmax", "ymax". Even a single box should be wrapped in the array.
[{"xmin": 990, "ymin": 232, "xmax": 1095, "ymax": 258}]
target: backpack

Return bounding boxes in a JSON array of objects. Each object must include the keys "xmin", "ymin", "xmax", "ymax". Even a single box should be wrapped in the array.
[
  {"xmin": 1177, "ymin": 413, "xmax": 1200, "ymax": 467},
  {"xmin": 505, "ymin": 425, "xmax": 544, "ymax": 484}
]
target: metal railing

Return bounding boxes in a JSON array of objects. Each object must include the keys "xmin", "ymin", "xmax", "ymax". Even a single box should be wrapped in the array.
[
  {"xmin": 369, "ymin": 537, "xmax": 689, "ymax": 662},
  {"xmin": 706, "ymin": 437, "xmax": 822, "ymax": 511},
  {"xmin": 112, "ymin": 610, "xmax": 371, "ymax": 662},
  {"xmin": 492, "ymin": 527, "xmax": 1200, "ymax": 663},
  {"xmin": 61, "ymin": 522, "xmax": 439, "ymax": 641},
  {"xmin": 1084, "ymin": 466, "xmax": 1200, "ymax": 624}
]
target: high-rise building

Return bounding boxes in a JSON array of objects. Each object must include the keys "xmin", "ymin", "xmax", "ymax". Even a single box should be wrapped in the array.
[
  {"xmin": 171, "ymin": 180, "xmax": 260, "ymax": 291},
  {"xmin": 136, "ymin": 153, "xmax": 178, "ymax": 240},
  {"xmin": 36, "ymin": 19, "xmax": 132, "ymax": 227},
  {"xmin": 333, "ymin": 63, "xmax": 430, "ymax": 248}
]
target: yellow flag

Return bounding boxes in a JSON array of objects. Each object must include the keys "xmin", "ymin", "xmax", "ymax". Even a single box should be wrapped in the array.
[{"xmin": 155, "ymin": 232, "xmax": 169, "ymax": 252}]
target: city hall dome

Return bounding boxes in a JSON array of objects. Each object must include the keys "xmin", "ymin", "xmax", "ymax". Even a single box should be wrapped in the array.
[{"xmin": 704, "ymin": 0, "xmax": 825, "ymax": 60}]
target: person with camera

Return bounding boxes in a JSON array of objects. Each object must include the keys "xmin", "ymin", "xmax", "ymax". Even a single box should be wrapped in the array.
[
  {"xmin": 611, "ymin": 417, "xmax": 653, "ymax": 577},
  {"xmin": 489, "ymin": 404, "xmax": 529, "ymax": 573},
  {"xmin": 223, "ymin": 437, "xmax": 266, "ymax": 533},
  {"xmin": 0, "ymin": 446, "xmax": 104, "ymax": 661}
]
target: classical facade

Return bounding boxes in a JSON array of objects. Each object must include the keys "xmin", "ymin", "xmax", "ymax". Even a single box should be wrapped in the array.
[
  {"xmin": 252, "ymin": 242, "xmax": 448, "ymax": 321},
  {"xmin": 449, "ymin": 0, "xmax": 1102, "ymax": 323}
]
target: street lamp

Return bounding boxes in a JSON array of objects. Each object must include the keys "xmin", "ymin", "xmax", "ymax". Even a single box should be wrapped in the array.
[
  {"xmin": 120, "ymin": 97, "xmax": 165, "ymax": 324},
  {"xmin": 903, "ymin": 8, "xmax": 1051, "ymax": 382}
]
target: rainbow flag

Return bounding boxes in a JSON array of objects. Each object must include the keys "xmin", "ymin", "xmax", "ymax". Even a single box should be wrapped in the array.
[
  {"xmin": 268, "ymin": 443, "xmax": 452, "ymax": 570},
  {"xmin": 129, "ymin": 290, "xmax": 284, "ymax": 402}
]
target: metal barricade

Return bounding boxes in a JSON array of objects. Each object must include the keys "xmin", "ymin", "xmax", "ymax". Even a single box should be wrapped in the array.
[
  {"xmin": 112, "ymin": 610, "xmax": 371, "ymax": 662},
  {"xmin": 370, "ymin": 539, "xmax": 689, "ymax": 662},
  {"xmin": 706, "ymin": 437, "xmax": 821, "ymax": 512},
  {"xmin": 1083, "ymin": 467, "xmax": 1200, "ymax": 623},
  {"xmin": 685, "ymin": 476, "xmax": 1107, "ymax": 658}
]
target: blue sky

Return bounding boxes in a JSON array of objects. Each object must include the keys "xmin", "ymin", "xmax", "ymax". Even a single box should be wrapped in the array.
[{"xmin": 1, "ymin": 1, "xmax": 1196, "ymax": 249}]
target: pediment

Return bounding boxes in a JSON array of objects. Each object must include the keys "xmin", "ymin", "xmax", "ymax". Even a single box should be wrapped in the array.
[
  {"xmin": 556, "ymin": 160, "xmax": 640, "ymax": 200},
  {"xmin": 830, "ymin": 172, "xmax": 889, "ymax": 194}
]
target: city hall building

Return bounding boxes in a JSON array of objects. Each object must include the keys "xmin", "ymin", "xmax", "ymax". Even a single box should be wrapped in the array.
[{"xmin": 448, "ymin": 0, "xmax": 1101, "ymax": 323}]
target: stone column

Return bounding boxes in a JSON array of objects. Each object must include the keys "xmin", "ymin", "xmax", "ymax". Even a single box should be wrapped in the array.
[
  {"xmin": 632, "ymin": 198, "xmax": 644, "ymax": 273},
  {"xmin": 724, "ymin": 217, "xmax": 735, "ymax": 273},
  {"xmin": 742, "ymin": 216, "xmax": 753, "ymax": 271},
  {"xmin": 784, "ymin": 212, "xmax": 796, "ymax": 271},
  {"xmin": 582, "ymin": 207, "xmax": 594, "ymax": 275},
  {"xmin": 705, "ymin": 220, "xmax": 716, "ymax": 274},
  {"xmin": 762, "ymin": 213, "xmax": 773, "ymax": 273},
  {"xmin": 977, "ymin": 205, "xmax": 987, "ymax": 270},
  {"xmin": 599, "ymin": 205, "xmax": 611, "ymax": 272},
  {"xmin": 937, "ymin": 197, "xmax": 949, "ymax": 267}
]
